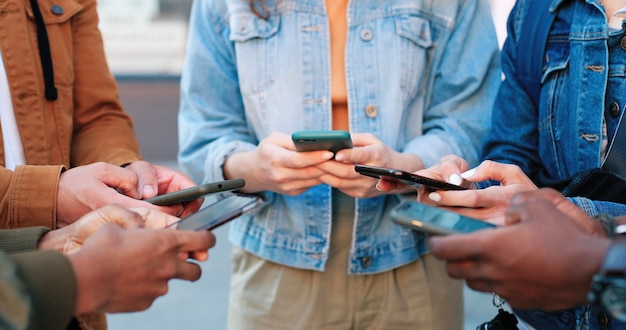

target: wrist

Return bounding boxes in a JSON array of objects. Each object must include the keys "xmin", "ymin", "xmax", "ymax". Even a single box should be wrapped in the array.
[{"xmin": 67, "ymin": 251, "xmax": 105, "ymax": 314}]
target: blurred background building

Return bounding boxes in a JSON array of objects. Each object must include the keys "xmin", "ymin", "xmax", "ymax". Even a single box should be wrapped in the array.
[{"xmin": 97, "ymin": 0, "xmax": 192, "ymax": 77}]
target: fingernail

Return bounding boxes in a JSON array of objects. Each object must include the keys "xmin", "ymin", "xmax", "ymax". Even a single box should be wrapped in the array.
[
  {"xmin": 375, "ymin": 181, "xmax": 382, "ymax": 191},
  {"xmin": 324, "ymin": 152, "xmax": 336, "ymax": 160},
  {"xmin": 449, "ymin": 174, "xmax": 462, "ymax": 186},
  {"xmin": 429, "ymin": 192, "xmax": 441, "ymax": 203},
  {"xmin": 333, "ymin": 153, "xmax": 343, "ymax": 161},
  {"xmin": 461, "ymin": 168, "xmax": 476, "ymax": 179},
  {"xmin": 142, "ymin": 185, "xmax": 156, "ymax": 197}
]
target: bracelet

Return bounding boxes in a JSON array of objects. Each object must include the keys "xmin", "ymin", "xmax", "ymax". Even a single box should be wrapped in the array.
[{"xmin": 595, "ymin": 214, "xmax": 617, "ymax": 238}]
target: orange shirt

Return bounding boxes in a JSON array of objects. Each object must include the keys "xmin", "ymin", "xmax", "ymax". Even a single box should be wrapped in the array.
[{"xmin": 326, "ymin": 0, "xmax": 349, "ymax": 131}]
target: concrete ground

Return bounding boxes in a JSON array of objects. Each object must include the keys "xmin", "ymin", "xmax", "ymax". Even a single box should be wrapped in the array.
[{"xmin": 106, "ymin": 78, "xmax": 495, "ymax": 330}]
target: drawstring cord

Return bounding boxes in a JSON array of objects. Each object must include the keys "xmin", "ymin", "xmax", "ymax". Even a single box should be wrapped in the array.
[{"xmin": 29, "ymin": 0, "xmax": 57, "ymax": 101}]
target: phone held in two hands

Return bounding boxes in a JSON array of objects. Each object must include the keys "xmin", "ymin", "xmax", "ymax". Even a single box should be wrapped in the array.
[
  {"xmin": 169, "ymin": 193, "xmax": 263, "ymax": 231},
  {"xmin": 354, "ymin": 164, "xmax": 466, "ymax": 191},
  {"xmin": 391, "ymin": 200, "xmax": 496, "ymax": 235},
  {"xmin": 292, "ymin": 130, "xmax": 353, "ymax": 154}
]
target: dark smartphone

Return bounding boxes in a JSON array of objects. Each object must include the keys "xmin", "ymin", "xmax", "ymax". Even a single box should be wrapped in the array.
[
  {"xmin": 291, "ymin": 130, "xmax": 353, "ymax": 154},
  {"xmin": 354, "ymin": 164, "xmax": 466, "ymax": 191},
  {"xmin": 145, "ymin": 178, "xmax": 246, "ymax": 206},
  {"xmin": 391, "ymin": 200, "xmax": 496, "ymax": 235},
  {"xmin": 170, "ymin": 193, "xmax": 262, "ymax": 231}
]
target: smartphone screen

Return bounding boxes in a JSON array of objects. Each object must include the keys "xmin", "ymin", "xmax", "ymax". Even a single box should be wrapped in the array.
[
  {"xmin": 391, "ymin": 200, "xmax": 496, "ymax": 235},
  {"xmin": 354, "ymin": 164, "xmax": 466, "ymax": 191},
  {"xmin": 291, "ymin": 130, "xmax": 353, "ymax": 154},
  {"xmin": 170, "ymin": 194, "xmax": 262, "ymax": 231},
  {"xmin": 145, "ymin": 178, "xmax": 246, "ymax": 206}
]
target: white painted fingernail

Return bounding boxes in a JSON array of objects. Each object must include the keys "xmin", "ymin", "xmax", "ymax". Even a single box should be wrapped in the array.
[
  {"xmin": 449, "ymin": 174, "xmax": 462, "ymax": 186},
  {"xmin": 461, "ymin": 168, "xmax": 476, "ymax": 179},
  {"xmin": 429, "ymin": 192, "xmax": 441, "ymax": 203}
]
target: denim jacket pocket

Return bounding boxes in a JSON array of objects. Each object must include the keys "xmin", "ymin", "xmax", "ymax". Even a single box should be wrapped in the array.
[
  {"xmin": 394, "ymin": 15, "xmax": 434, "ymax": 95},
  {"xmin": 229, "ymin": 13, "xmax": 280, "ymax": 94}
]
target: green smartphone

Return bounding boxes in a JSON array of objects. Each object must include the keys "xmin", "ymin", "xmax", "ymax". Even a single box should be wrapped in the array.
[
  {"xmin": 291, "ymin": 130, "xmax": 353, "ymax": 154},
  {"xmin": 144, "ymin": 178, "xmax": 246, "ymax": 206},
  {"xmin": 391, "ymin": 200, "xmax": 496, "ymax": 235}
]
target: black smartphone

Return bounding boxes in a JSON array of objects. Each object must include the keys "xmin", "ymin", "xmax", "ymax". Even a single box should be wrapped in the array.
[
  {"xmin": 291, "ymin": 130, "xmax": 353, "ymax": 154},
  {"xmin": 354, "ymin": 164, "xmax": 466, "ymax": 191},
  {"xmin": 391, "ymin": 200, "xmax": 496, "ymax": 235},
  {"xmin": 170, "ymin": 193, "xmax": 262, "ymax": 231},
  {"xmin": 145, "ymin": 178, "xmax": 246, "ymax": 206}
]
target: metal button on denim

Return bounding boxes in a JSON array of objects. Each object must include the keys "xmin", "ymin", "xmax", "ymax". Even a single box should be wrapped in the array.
[
  {"xmin": 360, "ymin": 256, "xmax": 372, "ymax": 268},
  {"xmin": 610, "ymin": 102, "xmax": 621, "ymax": 118},
  {"xmin": 51, "ymin": 4, "xmax": 63, "ymax": 15},
  {"xmin": 621, "ymin": 36, "xmax": 626, "ymax": 51},
  {"xmin": 364, "ymin": 104, "xmax": 378, "ymax": 118},
  {"xmin": 360, "ymin": 29, "xmax": 374, "ymax": 41},
  {"xmin": 597, "ymin": 312, "xmax": 609, "ymax": 327}
]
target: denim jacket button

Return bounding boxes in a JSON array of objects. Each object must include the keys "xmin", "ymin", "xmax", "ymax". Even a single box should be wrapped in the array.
[
  {"xmin": 360, "ymin": 29, "xmax": 374, "ymax": 41},
  {"xmin": 597, "ymin": 312, "xmax": 609, "ymax": 327},
  {"xmin": 621, "ymin": 36, "xmax": 626, "ymax": 50},
  {"xmin": 360, "ymin": 256, "xmax": 372, "ymax": 268},
  {"xmin": 609, "ymin": 102, "xmax": 621, "ymax": 118},
  {"xmin": 364, "ymin": 104, "xmax": 378, "ymax": 118},
  {"xmin": 50, "ymin": 4, "xmax": 63, "ymax": 15}
]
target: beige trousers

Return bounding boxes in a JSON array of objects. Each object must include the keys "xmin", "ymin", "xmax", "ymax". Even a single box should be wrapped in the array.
[{"xmin": 228, "ymin": 193, "xmax": 463, "ymax": 330}]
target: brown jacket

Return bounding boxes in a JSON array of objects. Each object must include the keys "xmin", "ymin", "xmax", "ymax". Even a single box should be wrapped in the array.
[{"xmin": 0, "ymin": 0, "xmax": 141, "ymax": 230}]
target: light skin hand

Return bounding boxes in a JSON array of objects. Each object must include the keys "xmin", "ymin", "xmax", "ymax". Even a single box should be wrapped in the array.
[
  {"xmin": 416, "ymin": 160, "xmax": 538, "ymax": 220},
  {"xmin": 56, "ymin": 163, "xmax": 199, "ymax": 227},
  {"xmin": 223, "ymin": 132, "xmax": 334, "ymax": 195},
  {"xmin": 67, "ymin": 223, "xmax": 216, "ymax": 315},
  {"xmin": 428, "ymin": 189, "xmax": 610, "ymax": 310},
  {"xmin": 39, "ymin": 205, "xmax": 181, "ymax": 254},
  {"xmin": 124, "ymin": 161, "xmax": 204, "ymax": 218},
  {"xmin": 316, "ymin": 133, "xmax": 424, "ymax": 198}
]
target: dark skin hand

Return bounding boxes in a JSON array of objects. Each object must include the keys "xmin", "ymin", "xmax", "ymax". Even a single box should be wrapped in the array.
[{"xmin": 428, "ymin": 189, "xmax": 610, "ymax": 310}]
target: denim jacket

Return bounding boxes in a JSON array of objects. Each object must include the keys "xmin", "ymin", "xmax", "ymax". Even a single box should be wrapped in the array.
[
  {"xmin": 178, "ymin": 0, "xmax": 500, "ymax": 274},
  {"xmin": 484, "ymin": 0, "xmax": 626, "ymax": 217}
]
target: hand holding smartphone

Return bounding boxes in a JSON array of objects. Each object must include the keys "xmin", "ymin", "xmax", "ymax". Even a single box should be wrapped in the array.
[
  {"xmin": 391, "ymin": 200, "xmax": 496, "ymax": 235},
  {"xmin": 170, "ymin": 193, "xmax": 262, "ymax": 231},
  {"xmin": 291, "ymin": 130, "xmax": 353, "ymax": 154},
  {"xmin": 354, "ymin": 164, "xmax": 466, "ymax": 191},
  {"xmin": 145, "ymin": 178, "xmax": 246, "ymax": 206}
]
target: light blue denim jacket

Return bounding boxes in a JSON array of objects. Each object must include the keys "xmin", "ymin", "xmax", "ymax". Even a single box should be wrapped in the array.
[
  {"xmin": 484, "ymin": 0, "xmax": 626, "ymax": 217},
  {"xmin": 178, "ymin": 0, "xmax": 500, "ymax": 274}
]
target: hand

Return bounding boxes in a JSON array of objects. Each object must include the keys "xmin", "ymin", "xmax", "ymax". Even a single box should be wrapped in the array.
[
  {"xmin": 427, "ymin": 189, "xmax": 610, "ymax": 310},
  {"xmin": 56, "ymin": 162, "xmax": 200, "ymax": 227},
  {"xmin": 417, "ymin": 160, "xmax": 538, "ymax": 220},
  {"xmin": 124, "ymin": 161, "xmax": 204, "ymax": 217},
  {"xmin": 39, "ymin": 205, "xmax": 180, "ymax": 254},
  {"xmin": 67, "ymin": 223, "xmax": 216, "ymax": 314},
  {"xmin": 223, "ymin": 132, "xmax": 334, "ymax": 195},
  {"xmin": 316, "ymin": 133, "xmax": 424, "ymax": 198},
  {"xmin": 509, "ymin": 189, "xmax": 607, "ymax": 237}
]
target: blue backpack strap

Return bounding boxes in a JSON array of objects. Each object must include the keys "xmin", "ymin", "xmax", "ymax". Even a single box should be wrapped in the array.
[{"xmin": 516, "ymin": 0, "xmax": 558, "ymax": 106}]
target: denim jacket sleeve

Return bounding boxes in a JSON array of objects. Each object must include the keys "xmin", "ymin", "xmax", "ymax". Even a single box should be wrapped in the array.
[
  {"xmin": 481, "ymin": 0, "xmax": 543, "ymax": 173},
  {"xmin": 178, "ymin": 0, "xmax": 256, "ymax": 184},
  {"xmin": 403, "ymin": 0, "xmax": 501, "ymax": 168}
]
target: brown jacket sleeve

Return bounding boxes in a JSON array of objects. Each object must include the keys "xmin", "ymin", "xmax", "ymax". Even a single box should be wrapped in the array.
[
  {"xmin": 0, "ymin": 166, "xmax": 63, "ymax": 229},
  {"xmin": 64, "ymin": 0, "xmax": 142, "ymax": 166}
]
